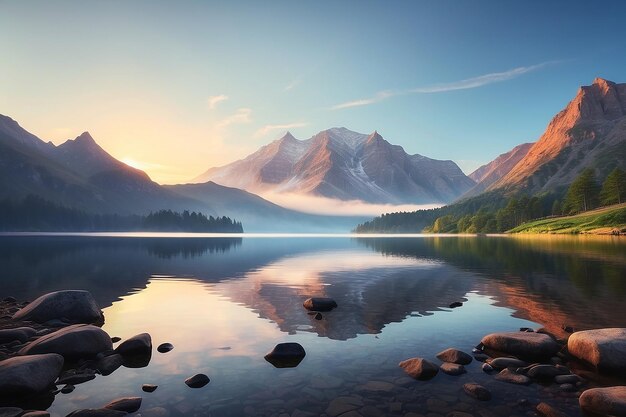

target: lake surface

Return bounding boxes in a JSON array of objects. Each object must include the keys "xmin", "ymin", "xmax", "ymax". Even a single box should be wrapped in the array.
[{"xmin": 1, "ymin": 234, "xmax": 625, "ymax": 417}]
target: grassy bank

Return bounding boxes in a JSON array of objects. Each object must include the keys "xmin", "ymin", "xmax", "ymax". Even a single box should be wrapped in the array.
[{"xmin": 508, "ymin": 203, "xmax": 626, "ymax": 234}]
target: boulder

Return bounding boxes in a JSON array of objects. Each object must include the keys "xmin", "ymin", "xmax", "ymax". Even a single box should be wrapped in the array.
[
  {"xmin": 18, "ymin": 325, "xmax": 112, "ymax": 359},
  {"xmin": 21, "ymin": 411, "xmax": 50, "ymax": 417},
  {"xmin": 487, "ymin": 357, "xmax": 528, "ymax": 369},
  {"xmin": 0, "ymin": 353, "xmax": 63, "ymax": 395},
  {"xmin": 398, "ymin": 357, "xmax": 439, "ymax": 380},
  {"xmin": 481, "ymin": 332, "xmax": 560, "ymax": 360},
  {"xmin": 440, "ymin": 362, "xmax": 466, "ymax": 376},
  {"xmin": 0, "ymin": 327, "xmax": 37, "ymax": 344},
  {"xmin": 494, "ymin": 368, "xmax": 531, "ymax": 385},
  {"xmin": 436, "ymin": 348, "xmax": 472, "ymax": 365},
  {"xmin": 568, "ymin": 328, "xmax": 626, "ymax": 373},
  {"xmin": 96, "ymin": 354, "xmax": 124, "ymax": 376},
  {"xmin": 104, "ymin": 397, "xmax": 142, "ymax": 413},
  {"xmin": 142, "ymin": 384, "xmax": 158, "ymax": 393},
  {"xmin": 264, "ymin": 343, "xmax": 306, "ymax": 368},
  {"xmin": 536, "ymin": 402, "xmax": 569, "ymax": 417},
  {"xmin": 579, "ymin": 386, "xmax": 626, "ymax": 416},
  {"xmin": 462, "ymin": 383, "xmax": 491, "ymax": 401},
  {"xmin": 184, "ymin": 374, "xmax": 210, "ymax": 388},
  {"xmin": 554, "ymin": 374, "xmax": 581, "ymax": 384},
  {"xmin": 527, "ymin": 364, "xmax": 569, "ymax": 380},
  {"xmin": 12, "ymin": 291, "xmax": 102, "ymax": 324},
  {"xmin": 303, "ymin": 298, "xmax": 337, "ymax": 312},
  {"xmin": 115, "ymin": 334, "xmax": 152, "ymax": 356}
]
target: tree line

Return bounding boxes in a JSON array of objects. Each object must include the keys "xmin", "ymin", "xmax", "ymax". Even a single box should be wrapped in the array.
[
  {"xmin": 355, "ymin": 167, "xmax": 626, "ymax": 234},
  {"xmin": 0, "ymin": 195, "xmax": 244, "ymax": 232}
]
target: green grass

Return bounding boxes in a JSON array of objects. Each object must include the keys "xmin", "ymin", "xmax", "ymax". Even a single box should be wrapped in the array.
[{"xmin": 509, "ymin": 203, "xmax": 626, "ymax": 234}]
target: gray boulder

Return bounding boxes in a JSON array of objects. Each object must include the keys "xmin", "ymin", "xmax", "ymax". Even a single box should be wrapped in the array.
[
  {"xmin": 481, "ymin": 332, "xmax": 560, "ymax": 360},
  {"xmin": 568, "ymin": 328, "xmax": 626, "ymax": 373},
  {"xmin": 436, "ymin": 348, "xmax": 472, "ymax": 365},
  {"xmin": 19, "ymin": 325, "xmax": 112, "ymax": 359},
  {"xmin": 0, "ymin": 353, "xmax": 63, "ymax": 395},
  {"xmin": 398, "ymin": 357, "xmax": 439, "ymax": 380},
  {"xmin": 12, "ymin": 291, "xmax": 102, "ymax": 324},
  {"xmin": 579, "ymin": 386, "xmax": 626, "ymax": 416},
  {"xmin": 0, "ymin": 327, "xmax": 36, "ymax": 344},
  {"xmin": 115, "ymin": 334, "xmax": 152, "ymax": 356}
]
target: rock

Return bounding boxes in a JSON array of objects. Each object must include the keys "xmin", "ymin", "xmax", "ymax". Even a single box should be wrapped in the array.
[
  {"xmin": 115, "ymin": 333, "xmax": 152, "ymax": 356},
  {"xmin": 494, "ymin": 368, "xmax": 531, "ymax": 385},
  {"xmin": 554, "ymin": 374, "xmax": 581, "ymax": 384},
  {"xmin": 314, "ymin": 313, "xmax": 323, "ymax": 320},
  {"xmin": 96, "ymin": 354, "xmax": 123, "ymax": 376},
  {"xmin": 61, "ymin": 384, "xmax": 75, "ymax": 394},
  {"xmin": 264, "ymin": 343, "xmax": 306, "ymax": 368},
  {"xmin": 66, "ymin": 409, "xmax": 128, "ymax": 416},
  {"xmin": 440, "ymin": 362, "xmax": 466, "ymax": 376},
  {"xmin": 21, "ymin": 412, "xmax": 50, "ymax": 417},
  {"xmin": 185, "ymin": 373, "xmax": 210, "ymax": 388},
  {"xmin": 559, "ymin": 383, "xmax": 576, "ymax": 392},
  {"xmin": 487, "ymin": 357, "xmax": 528, "ymax": 369},
  {"xmin": 57, "ymin": 373, "xmax": 96, "ymax": 385},
  {"xmin": 473, "ymin": 353, "xmax": 490, "ymax": 362},
  {"xmin": 104, "ymin": 397, "xmax": 142, "ymax": 413},
  {"xmin": 0, "ymin": 407, "xmax": 23, "ymax": 417},
  {"xmin": 481, "ymin": 363, "xmax": 494, "ymax": 373},
  {"xmin": 142, "ymin": 384, "xmax": 158, "ymax": 393},
  {"xmin": 463, "ymin": 383, "xmax": 492, "ymax": 401},
  {"xmin": 449, "ymin": 301, "xmax": 463, "ymax": 308},
  {"xmin": 536, "ymin": 402, "xmax": 569, "ymax": 417},
  {"xmin": 12, "ymin": 291, "xmax": 102, "ymax": 324},
  {"xmin": 568, "ymin": 328, "xmax": 626, "ymax": 373},
  {"xmin": 399, "ymin": 357, "xmax": 439, "ymax": 380},
  {"xmin": 325, "ymin": 396, "xmax": 364, "ymax": 417},
  {"xmin": 359, "ymin": 380, "xmax": 395, "ymax": 392},
  {"xmin": 19, "ymin": 325, "xmax": 111, "ymax": 359},
  {"xmin": 0, "ymin": 353, "xmax": 63, "ymax": 395},
  {"xmin": 481, "ymin": 332, "xmax": 561, "ymax": 360},
  {"xmin": 579, "ymin": 386, "xmax": 626, "ymax": 416},
  {"xmin": 436, "ymin": 348, "xmax": 472, "ymax": 365},
  {"xmin": 526, "ymin": 364, "xmax": 568, "ymax": 380},
  {"xmin": 303, "ymin": 298, "xmax": 337, "ymax": 312},
  {"xmin": 156, "ymin": 343, "xmax": 173, "ymax": 353},
  {"xmin": 110, "ymin": 337, "xmax": 121, "ymax": 343},
  {"xmin": 0, "ymin": 327, "xmax": 37, "ymax": 344}
]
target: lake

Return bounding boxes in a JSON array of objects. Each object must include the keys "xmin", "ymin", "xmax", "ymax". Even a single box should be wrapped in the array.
[{"xmin": 1, "ymin": 234, "xmax": 625, "ymax": 417}]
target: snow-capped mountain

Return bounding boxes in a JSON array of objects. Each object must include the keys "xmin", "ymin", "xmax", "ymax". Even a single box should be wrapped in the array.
[{"xmin": 194, "ymin": 127, "xmax": 475, "ymax": 204}]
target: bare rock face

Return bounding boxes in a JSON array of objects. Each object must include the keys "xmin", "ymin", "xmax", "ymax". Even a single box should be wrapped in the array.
[
  {"xmin": 579, "ymin": 386, "xmax": 626, "ymax": 416},
  {"xmin": 12, "ymin": 291, "xmax": 102, "ymax": 325},
  {"xmin": 0, "ymin": 353, "xmax": 63, "ymax": 395},
  {"xmin": 398, "ymin": 357, "xmax": 439, "ymax": 380},
  {"xmin": 480, "ymin": 332, "xmax": 560, "ymax": 360},
  {"xmin": 18, "ymin": 324, "xmax": 112, "ymax": 359},
  {"xmin": 568, "ymin": 328, "xmax": 626, "ymax": 373}
]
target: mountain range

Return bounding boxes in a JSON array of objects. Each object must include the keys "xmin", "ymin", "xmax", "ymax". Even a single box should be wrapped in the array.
[
  {"xmin": 467, "ymin": 77, "xmax": 626, "ymax": 197},
  {"xmin": 194, "ymin": 127, "xmax": 475, "ymax": 204}
]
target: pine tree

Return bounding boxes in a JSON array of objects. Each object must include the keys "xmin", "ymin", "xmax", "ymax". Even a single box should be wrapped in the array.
[
  {"xmin": 600, "ymin": 168, "xmax": 626, "ymax": 205},
  {"xmin": 564, "ymin": 168, "xmax": 599, "ymax": 213}
]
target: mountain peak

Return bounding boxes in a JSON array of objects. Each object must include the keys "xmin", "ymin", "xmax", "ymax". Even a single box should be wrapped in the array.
[
  {"xmin": 592, "ymin": 77, "xmax": 614, "ymax": 88},
  {"xmin": 75, "ymin": 131, "xmax": 96, "ymax": 144}
]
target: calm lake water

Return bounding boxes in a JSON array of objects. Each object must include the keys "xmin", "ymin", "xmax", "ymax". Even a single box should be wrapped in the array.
[{"xmin": 1, "ymin": 234, "xmax": 625, "ymax": 417}]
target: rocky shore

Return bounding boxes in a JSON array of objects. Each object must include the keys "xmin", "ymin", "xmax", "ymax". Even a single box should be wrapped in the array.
[{"xmin": 1, "ymin": 292, "xmax": 626, "ymax": 417}]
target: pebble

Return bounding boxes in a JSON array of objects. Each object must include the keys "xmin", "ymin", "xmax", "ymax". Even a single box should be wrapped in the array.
[
  {"xmin": 185, "ymin": 373, "xmax": 210, "ymax": 388},
  {"xmin": 157, "ymin": 343, "xmax": 174, "ymax": 353},
  {"xmin": 142, "ymin": 384, "xmax": 158, "ymax": 392}
]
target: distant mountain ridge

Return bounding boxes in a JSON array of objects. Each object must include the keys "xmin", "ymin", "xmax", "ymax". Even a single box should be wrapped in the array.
[{"xmin": 194, "ymin": 127, "xmax": 475, "ymax": 204}]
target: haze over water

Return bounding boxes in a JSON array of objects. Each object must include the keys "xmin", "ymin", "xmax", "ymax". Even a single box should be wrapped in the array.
[{"xmin": 1, "ymin": 234, "xmax": 625, "ymax": 417}]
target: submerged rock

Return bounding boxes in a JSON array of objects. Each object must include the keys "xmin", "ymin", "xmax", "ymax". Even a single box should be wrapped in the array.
[
  {"xmin": 18, "ymin": 325, "xmax": 112, "ymax": 359},
  {"xmin": 303, "ymin": 298, "xmax": 337, "ymax": 312},
  {"xmin": 104, "ymin": 397, "xmax": 142, "ymax": 413},
  {"xmin": 579, "ymin": 386, "xmax": 626, "ymax": 416},
  {"xmin": 184, "ymin": 374, "xmax": 210, "ymax": 388},
  {"xmin": 494, "ymin": 368, "xmax": 531, "ymax": 385},
  {"xmin": 0, "ymin": 353, "xmax": 63, "ymax": 395},
  {"xmin": 12, "ymin": 291, "xmax": 102, "ymax": 324},
  {"xmin": 488, "ymin": 357, "xmax": 528, "ymax": 369},
  {"xmin": 536, "ymin": 402, "xmax": 569, "ymax": 417},
  {"xmin": 481, "ymin": 332, "xmax": 560, "ymax": 360},
  {"xmin": 398, "ymin": 357, "xmax": 439, "ymax": 380},
  {"xmin": 463, "ymin": 383, "xmax": 491, "ymax": 401},
  {"xmin": 436, "ymin": 348, "xmax": 472, "ymax": 365},
  {"xmin": 264, "ymin": 343, "xmax": 306, "ymax": 368},
  {"xmin": 568, "ymin": 328, "xmax": 626, "ymax": 373},
  {"xmin": 440, "ymin": 362, "xmax": 466, "ymax": 376}
]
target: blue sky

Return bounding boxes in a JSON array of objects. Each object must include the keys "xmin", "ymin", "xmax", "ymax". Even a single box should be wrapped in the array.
[{"xmin": 1, "ymin": 0, "xmax": 626, "ymax": 183}]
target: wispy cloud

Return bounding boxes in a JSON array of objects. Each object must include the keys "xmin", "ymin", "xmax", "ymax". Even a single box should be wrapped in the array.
[
  {"xmin": 331, "ymin": 61, "xmax": 558, "ymax": 110},
  {"xmin": 207, "ymin": 94, "xmax": 229, "ymax": 110},
  {"xmin": 284, "ymin": 77, "xmax": 302, "ymax": 91},
  {"xmin": 215, "ymin": 108, "xmax": 252, "ymax": 129},
  {"xmin": 254, "ymin": 122, "xmax": 308, "ymax": 138}
]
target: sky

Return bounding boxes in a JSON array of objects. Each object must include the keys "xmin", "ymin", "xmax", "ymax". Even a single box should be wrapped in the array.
[{"xmin": 2, "ymin": 0, "xmax": 626, "ymax": 184}]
